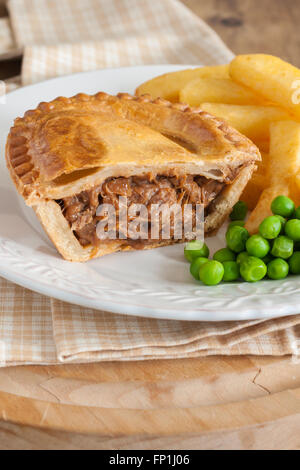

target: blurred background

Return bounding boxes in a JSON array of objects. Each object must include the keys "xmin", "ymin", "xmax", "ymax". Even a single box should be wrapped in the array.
[{"xmin": 0, "ymin": 0, "xmax": 299, "ymax": 82}]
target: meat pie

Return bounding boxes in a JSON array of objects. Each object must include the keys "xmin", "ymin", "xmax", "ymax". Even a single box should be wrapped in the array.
[{"xmin": 6, "ymin": 92, "xmax": 260, "ymax": 261}]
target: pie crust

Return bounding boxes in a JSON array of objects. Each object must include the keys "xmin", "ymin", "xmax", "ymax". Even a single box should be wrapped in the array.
[{"xmin": 6, "ymin": 92, "xmax": 260, "ymax": 261}]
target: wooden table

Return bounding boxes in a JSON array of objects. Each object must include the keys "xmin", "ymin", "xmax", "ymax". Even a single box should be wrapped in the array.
[
  {"xmin": 0, "ymin": 0, "xmax": 300, "ymax": 450},
  {"xmin": 0, "ymin": 356, "xmax": 300, "ymax": 450}
]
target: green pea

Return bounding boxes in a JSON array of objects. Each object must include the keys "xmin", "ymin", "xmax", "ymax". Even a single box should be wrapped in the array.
[
  {"xmin": 274, "ymin": 215, "xmax": 286, "ymax": 233},
  {"xmin": 240, "ymin": 256, "xmax": 267, "ymax": 282},
  {"xmin": 230, "ymin": 201, "xmax": 248, "ymax": 221},
  {"xmin": 222, "ymin": 261, "xmax": 240, "ymax": 281},
  {"xmin": 262, "ymin": 254, "xmax": 274, "ymax": 264},
  {"xmin": 284, "ymin": 219, "xmax": 300, "ymax": 241},
  {"xmin": 288, "ymin": 252, "xmax": 300, "ymax": 274},
  {"xmin": 271, "ymin": 195, "xmax": 295, "ymax": 218},
  {"xmin": 236, "ymin": 251, "xmax": 249, "ymax": 265},
  {"xmin": 190, "ymin": 257, "xmax": 209, "ymax": 280},
  {"xmin": 228, "ymin": 220, "xmax": 245, "ymax": 229},
  {"xmin": 199, "ymin": 260, "xmax": 224, "ymax": 286},
  {"xmin": 271, "ymin": 236, "xmax": 294, "ymax": 259},
  {"xmin": 184, "ymin": 240, "xmax": 209, "ymax": 262},
  {"xmin": 226, "ymin": 225, "xmax": 249, "ymax": 253},
  {"xmin": 267, "ymin": 258, "xmax": 289, "ymax": 280},
  {"xmin": 293, "ymin": 206, "xmax": 300, "ymax": 220},
  {"xmin": 259, "ymin": 216, "xmax": 282, "ymax": 239},
  {"xmin": 213, "ymin": 248, "xmax": 236, "ymax": 263},
  {"xmin": 246, "ymin": 234, "xmax": 270, "ymax": 258}
]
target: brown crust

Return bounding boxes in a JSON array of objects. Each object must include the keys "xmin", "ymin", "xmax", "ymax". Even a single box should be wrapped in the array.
[
  {"xmin": 6, "ymin": 91, "xmax": 260, "ymax": 261},
  {"xmin": 33, "ymin": 164, "xmax": 255, "ymax": 262},
  {"xmin": 6, "ymin": 92, "xmax": 260, "ymax": 205}
]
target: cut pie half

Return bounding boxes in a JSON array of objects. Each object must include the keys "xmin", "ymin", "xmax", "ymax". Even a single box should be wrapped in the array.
[{"xmin": 6, "ymin": 92, "xmax": 260, "ymax": 262}]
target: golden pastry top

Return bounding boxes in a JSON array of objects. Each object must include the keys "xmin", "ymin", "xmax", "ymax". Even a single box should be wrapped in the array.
[{"xmin": 6, "ymin": 92, "xmax": 260, "ymax": 204}]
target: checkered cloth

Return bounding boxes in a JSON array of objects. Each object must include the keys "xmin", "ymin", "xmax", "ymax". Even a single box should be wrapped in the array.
[
  {"xmin": 0, "ymin": 17, "xmax": 15, "ymax": 53},
  {"xmin": 0, "ymin": 0, "xmax": 300, "ymax": 366},
  {"xmin": 7, "ymin": 0, "xmax": 234, "ymax": 85}
]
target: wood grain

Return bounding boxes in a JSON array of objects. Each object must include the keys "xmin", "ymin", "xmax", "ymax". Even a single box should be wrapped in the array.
[
  {"xmin": 0, "ymin": 0, "xmax": 6, "ymax": 17},
  {"xmin": 183, "ymin": 0, "xmax": 300, "ymax": 67},
  {"xmin": 0, "ymin": 413, "xmax": 300, "ymax": 450},
  {"xmin": 0, "ymin": 1, "xmax": 21, "ymax": 79},
  {"xmin": 0, "ymin": 356, "xmax": 300, "ymax": 449}
]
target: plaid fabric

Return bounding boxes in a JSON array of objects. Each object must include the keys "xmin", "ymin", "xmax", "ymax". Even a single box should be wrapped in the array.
[
  {"xmin": 4, "ymin": 75, "xmax": 21, "ymax": 92},
  {"xmin": 0, "ymin": 17, "xmax": 15, "ymax": 53},
  {"xmin": 0, "ymin": 279, "xmax": 57, "ymax": 366},
  {"xmin": 0, "ymin": 0, "xmax": 299, "ymax": 366},
  {"xmin": 52, "ymin": 302, "xmax": 300, "ymax": 362},
  {"xmin": 7, "ymin": 0, "xmax": 234, "ymax": 85}
]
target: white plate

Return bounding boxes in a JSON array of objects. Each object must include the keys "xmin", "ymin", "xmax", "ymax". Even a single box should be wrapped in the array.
[{"xmin": 0, "ymin": 65, "xmax": 299, "ymax": 322}]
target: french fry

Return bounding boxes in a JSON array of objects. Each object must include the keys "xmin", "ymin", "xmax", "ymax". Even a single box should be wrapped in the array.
[
  {"xmin": 135, "ymin": 65, "xmax": 229, "ymax": 102},
  {"xmin": 269, "ymin": 121, "xmax": 300, "ymax": 206},
  {"xmin": 295, "ymin": 173, "xmax": 300, "ymax": 192},
  {"xmin": 245, "ymin": 186, "xmax": 289, "ymax": 234},
  {"xmin": 179, "ymin": 78, "xmax": 263, "ymax": 106},
  {"xmin": 245, "ymin": 121, "xmax": 300, "ymax": 233},
  {"xmin": 255, "ymin": 140, "xmax": 270, "ymax": 153},
  {"xmin": 269, "ymin": 121, "xmax": 300, "ymax": 183},
  {"xmin": 200, "ymin": 103, "xmax": 291, "ymax": 143},
  {"xmin": 229, "ymin": 54, "xmax": 300, "ymax": 120},
  {"xmin": 241, "ymin": 152, "xmax": 270, "ymax": 210},
  {"xmin": 256, "ymin": 152, "xmax": 270, "ymax": 175},
  {"xmin": 241, "ymin": 173, "xmax": 266, "ymax": 210},
  {"xmin": 288, "ymin": 179, "xmax": 300, "ymax": 207}
]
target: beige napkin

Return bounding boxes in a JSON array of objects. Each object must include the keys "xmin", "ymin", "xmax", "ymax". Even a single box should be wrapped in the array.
[
  {"xmin": 7, "ymin": 0, "xmax": 234, "ymax": 85},
  {"xmin": 0, "ymin": 17, "xmax": 15, "ymax": 53},
  {"xmin": 0, "ymin": 0, "xmax": 300, "ymax": 366}
]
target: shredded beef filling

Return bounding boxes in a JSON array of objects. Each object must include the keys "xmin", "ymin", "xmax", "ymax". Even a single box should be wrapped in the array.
[{"xmin": 58, "ymin": 174, "xmax": 225, "ymax": 247}]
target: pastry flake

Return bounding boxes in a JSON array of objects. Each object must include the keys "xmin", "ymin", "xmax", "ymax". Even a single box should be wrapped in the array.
[{"xmin": 6, "ymin": 92, "xmax": 260, "ymax": 261}]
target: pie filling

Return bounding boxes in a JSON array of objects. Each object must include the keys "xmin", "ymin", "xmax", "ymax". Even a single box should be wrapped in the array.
[{"xmin": 56, "ymin": 173, "xmax": 226, "ymax": 248}]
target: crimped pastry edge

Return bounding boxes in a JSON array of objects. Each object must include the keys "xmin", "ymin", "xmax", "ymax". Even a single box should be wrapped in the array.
[{"xmin": 6, "ymin": 91, "xmax": 261, "ymax": 205}]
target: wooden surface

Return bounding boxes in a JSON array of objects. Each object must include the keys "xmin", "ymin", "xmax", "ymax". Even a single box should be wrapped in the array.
[
  {"xmin": 183, "ymin": 0, "xmax": 300, "ymax": 67},
  {"xmin": 1, "ymin": 0, "xmax": 300, "ymax": 450},
  {"xmin": 0, "ymin": 356, "xmax": 300, "ymax": 449}
]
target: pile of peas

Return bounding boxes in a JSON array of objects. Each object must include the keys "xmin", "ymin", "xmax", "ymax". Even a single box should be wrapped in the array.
[{"xmin": 184, "ymin": 195, "xmax": 300, "ymax": 286}]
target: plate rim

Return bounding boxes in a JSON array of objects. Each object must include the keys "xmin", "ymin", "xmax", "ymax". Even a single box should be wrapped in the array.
[
  {"xmin": 1, "ymin": 64, "xmax": 300, "ymax": 321},
  {"xmin": 4, "ymin": 63, "xmax": 195, "ymax": 97}
]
